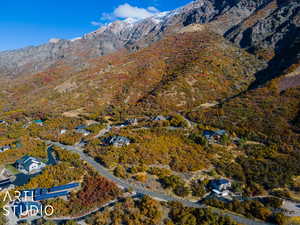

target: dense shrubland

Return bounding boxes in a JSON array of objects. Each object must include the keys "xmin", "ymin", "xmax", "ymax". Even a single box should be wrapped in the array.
[
  {"xmin": 84, "ymin": 197, "xmax": 238, "ymax": 225},
  {"xmin": 204, "ymin": 197, "xmax": 286, "ymax": 224},
  {"xmin": 86, "ymin": 128, "xmax": 210, "ymax": 172}
]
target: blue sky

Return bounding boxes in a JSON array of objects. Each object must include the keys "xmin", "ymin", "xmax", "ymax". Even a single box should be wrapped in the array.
[{"xmin": 0, "ymin": 0, "xmax": 191, "ymax": 51}]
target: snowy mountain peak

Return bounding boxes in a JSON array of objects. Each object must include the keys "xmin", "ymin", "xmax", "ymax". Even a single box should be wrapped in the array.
[
  {"xmin": 1, "ymin": 0, "xmax": 299, "ymax": 78},
  {"xmin": 124, "ymin": 17, "xmax": 140, "ymax": 24}
]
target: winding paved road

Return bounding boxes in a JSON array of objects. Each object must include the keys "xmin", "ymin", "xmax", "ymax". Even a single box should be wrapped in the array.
[
  {"xmin": 46, "ymin": 141, "xmax": 200, "ymax": 206},
  {"xmin": 45, "ymin": 140, "xmax": 273, "ymax": 225}
]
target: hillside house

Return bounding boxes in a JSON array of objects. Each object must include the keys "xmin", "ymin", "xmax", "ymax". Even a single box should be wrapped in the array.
[
  {"xmin": 75, "ymin": 125, "xmax": 91, "ymax": 136},
  {"xmin": 0, "ymin": 145, "xmax": 11, "ymax": 152},
  {"xmin": 16, "ymin": 156, "xmax": 46, "ymax": 174},
  {"xmin": 209, "ymin": 179, "xmax": 231, "ymax": 196},
  {"xmin": 125, "ymin": 118, "xmax": 138, "ymax": 126},
  {"xmin": 203, "ymin": 130, "xmax": 227, "ymax": 143},
  {"xmin": 116, "ymin": 118, "xmax": 138, "ymax": 128},
  {"xmin": 0, "ymin": 120, "xmax": 7, "ymax": 125},
  {"xmin": 152, "ymin": 115, "xmax": 168, "ymax": 121},
  {"xmin": 0, "ymin": 179, "xmax": 12, "ymax": 191},
  {"xmin": 60, "ymin": 129, "xmax": 67, "ymax": 135},
  {"xmin": 34, "ymin": 120, "xmax": 44, "ymax": 126},
  {"xmin": 103, "ymin": 136, "xmax": 131, "ymax": 147}
]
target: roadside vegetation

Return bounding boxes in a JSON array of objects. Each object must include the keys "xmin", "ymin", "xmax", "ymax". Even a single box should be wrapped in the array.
[{"xmin": 85, "ymin": 196, "xmax": 237, "ymax": 225}]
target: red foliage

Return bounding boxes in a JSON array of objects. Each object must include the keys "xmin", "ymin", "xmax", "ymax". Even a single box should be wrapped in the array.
[
  {"xmin": 75, "ymin": 175, "xmax": 120, "ymax": 207},
  {"xmin": 42, "ymin": 75, "xmax": 54, "ymax": 83}
]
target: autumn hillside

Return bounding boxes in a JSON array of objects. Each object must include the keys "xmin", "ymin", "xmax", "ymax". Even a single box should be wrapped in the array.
[
  {"xmin": 187, "ymin": 73, "xmax": 300, "ymax": 149},
  {"xmin": 0, "ymin": 27, "xmax": 266, "ymax": 118}
]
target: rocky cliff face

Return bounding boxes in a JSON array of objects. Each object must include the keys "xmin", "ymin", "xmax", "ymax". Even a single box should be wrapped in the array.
[
  {"xmin": 224, "ymin": 0, "xmax": 300, "ymax": 52},
  {"xmin": 0, "ymin": 0, "xmax": 299, "ymax": 78}
]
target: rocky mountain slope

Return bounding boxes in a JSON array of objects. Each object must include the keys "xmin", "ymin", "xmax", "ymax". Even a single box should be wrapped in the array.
[
  {"xmin": 0, "ymin": 26, "xmax": 265, "ymax": 115},
  {"xmin": 0, "ymin": 0, "xmax": 299, "ymax": 174},
  {"xmin": 0, "ymin": 0, "xmax": 299, "ymax": 80}
]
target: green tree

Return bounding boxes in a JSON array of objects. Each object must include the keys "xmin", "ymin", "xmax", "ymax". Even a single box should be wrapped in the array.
[
  {"xmin": 36, "ymin": 219, "xmax": 56, "ymax": 225},
  {"xmin": 179, "ymin": 213, "xmax": 197, "ymax": 225},
  {"xmin": 64, "ymin": 220, "xmax": 78, "ymax": 225},
  {"xmin": 113, "ymin": 165, "xmax": 127, "ymax": 179},
  {"xmin": 174, "ymin": 185, "xmax": 190, "ymax": 197},
  {"xmin": 191, "ymin": 180, "xmax": 206, "ymax": 197},
  {"xmin": 220, "ymin": 134, "xmax": 231, "ymax": 146},
  {"xmin": 272, "ymin": 213, "xmax": 288, "ymax": 225}
]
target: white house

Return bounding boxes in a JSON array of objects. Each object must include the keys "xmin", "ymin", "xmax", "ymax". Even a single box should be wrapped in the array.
[
  {"xmin": 116, "ymin": 118, "xmax": 138, "ymax": 128},
  {"xmin": 125, "ymin": 118, "xmax": 138, "ymax": 126},
  {"xmin": 0, "ymin": 145, "xmax": 11, "ymax": 152},
  {"xmin": 209, "ymin": 179, "xmax": 231, "ymax": 196},
  {"xmin": 16, "ymin": 156, "xmax": 46, "ymax": 174},
  {"xmin": 60, "ymin": 129, "xmax": 67, "ymax": 135},
  {"xmin": 152, "ymin": 115, "xmax": 168, "ymax": 121},
  {"xmin": 104, "ymin": 136, "xmax": 131, "ymax": 147},
  {"xmin": 203, "ymin": 130, "xmax": 227, "ymax": 143},
  {"xmin": 0, "ymin": 120, "xmax": 7, "ymax": 125}
]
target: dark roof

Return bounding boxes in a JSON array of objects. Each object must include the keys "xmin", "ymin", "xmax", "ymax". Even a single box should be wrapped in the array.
[
  {"xmin": 218, "ymin": 179, "xmax": 230, "ymax": 185},
  {"xmin": 76, "ymin": 128, "xmax": 91, "ymax": 134},
  {"xmin": 126, "ymin": 118, "xmax": 138, "ymax": 123},
  {"xmin": 16, "ymin": 155, "xmax": 42, "ymax": 171},
  {"xmin": 209, "ymin": 179, "xmax": 230, "ymax": 189},
  {"xmin": 0, "ymin": 145, "xmax": 11, "ymax": 151},
  {"xmin": 203, "ymin": 130, "xmax": 227, "ymax": 137},
  {"xmin": 153, "ymin": 115, "xmax": 167, "ymax": 121},
  {"xmin": 76, "ymin": 125, "xmax": 86, "ymax": 130},
  {"xmin": 104, "ymin": 136, "xmax": 131, "ymax": 146},
  {"xmin": 0, "ymin": 179, "xmax": 11, "ymax": 188},
  {"xmin": 215, "ymin": 130, "xmax": 226, "ymax": 136},
  {"xmin": 203, "ymin": 130, "xmax": 215, "ymax": 137}
]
